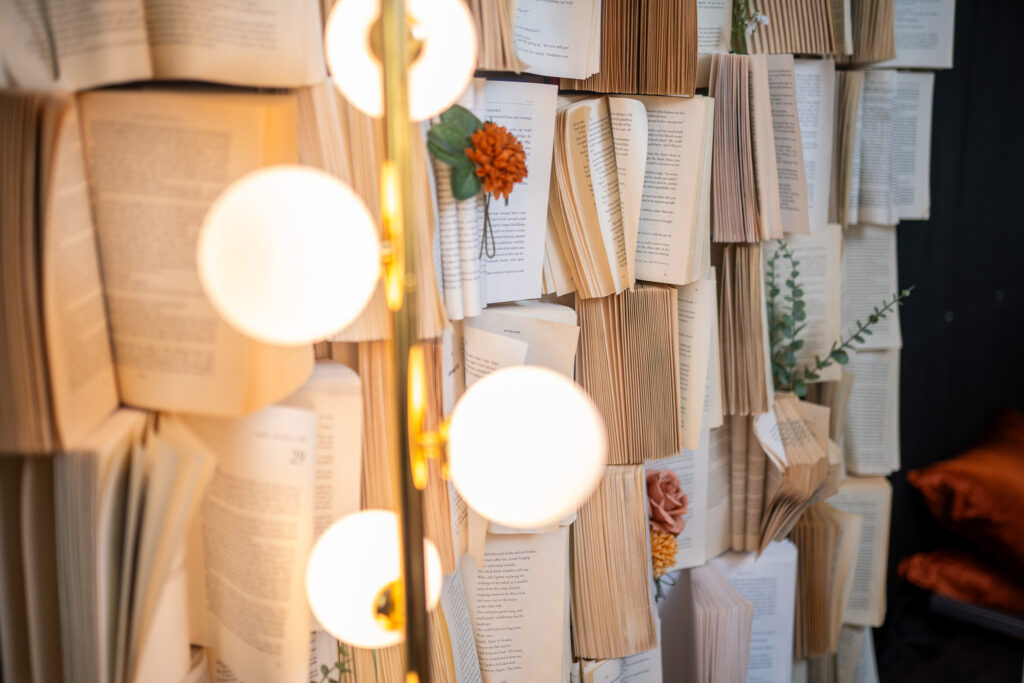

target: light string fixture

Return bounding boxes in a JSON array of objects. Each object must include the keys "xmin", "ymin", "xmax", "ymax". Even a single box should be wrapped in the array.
[{"xmin": 196, "ymin": 0, "xmax": 608, "ymax": 680}]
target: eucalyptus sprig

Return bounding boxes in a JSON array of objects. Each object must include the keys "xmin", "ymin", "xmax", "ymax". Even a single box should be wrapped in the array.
[
  {"xmin": 311, "ymin": 641, "xmax": 352, "ymax": 683},
  {"xmin": 767, "ymin": 239, "xmax": 914, "ymax": 397},
  {"xmin": 731, "ymin": 0, "xmax": 770, "ymax": 54}
]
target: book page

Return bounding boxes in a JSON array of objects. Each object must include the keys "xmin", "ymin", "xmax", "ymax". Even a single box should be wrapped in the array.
[
  {"xmin": 880, "ymin": 0, "xmax": 956, "ymax": 69},
  {"xmin": 748, "ymin": 55, "xmax": 784, "ymax": 240},
  {"xmin": 765, "ymin": 55, "xmax": 810, "ymax": 236},
  {"xmin": 710, "ymin": 540, "xmax": 798, "ymax": 683},
  {"xmin": 857, "ymin": 71, "xmax": 898, "ymax": 226},
  {"xmin": 677, "ymin": 279, "xmax": 716, "ymax": 449},
  {"xmin": 837, "ymin": 625, "xmax": 867, "ymax": 683},
  {"xmin": 793, "ymin": 59, "xmax": 836, "ymax": 233},
  {"xmin": 840, "ymin": 225, "xmax": 902, "ymax": 350},
  {"xmin": 440, "ymin": 567, "xmax": 485, "ymax": 683},
  {"xmin": 461, "ymin": 529, "xmax": 569, "ymax": 683},
  {"xmin": 702, "ymin": 268, "xmax": 724, "ymax": 431},
  {"xmin": 828, "ymin": 477, "xmax": 892, "ymax": 627},
  {"xmin": 893, "ymin": 72, "xmax": 935, "ymax": 220},
  {"xmin": 513, "ymin": 0, "xmax": 598, "ymax": 79},
  {"xmin": 79, "ymin": 90, "xmax": 313, "ymax": 415},
  {"xmin": 842, "ymin": 350, "xmax": 901, "ymax": 475},
  {"xmin": 179, "ymin": 407, "xmax": 317, "ymax": 683},
  {"xmin": 705, "ymin": 425, "xmax": 732, "ymax": 560},
  {"xmin": 482, "ymin": 80, "xmax": 558, "ymax": 304},
  {"xmin": 764, "ymin": 225, "xmax": 843, "ymax": 382},
  {"xmin": 144, "ymin": 0, "xmax": 325, "ymax": 87},
  {"xmin": 462, "ymin": 325, "xmax": 528, "ymax": 387},
  {"xmin": 134, "ymin": 541, "xmax": 192, "ymax": 683},
  {"xmin": 582, "ymin": 647, "xmax": 663, "ymax": 683},
  {"xmin": 646, "ymin": 436, "xmax": 710, "ymax": 570},
  {"xmin": 0, "ymin": 0, "xmax": 151, "ymax": 90},
  {"xmin": 466, "ymin": 303, "xmax": 579, "ymax": 378},
  {"xmin": 608, "ymin": 97, "xmax": 648, "ymax": 286},
  {"xmin": 696, "ymin": 0, "xmax": 732, "ymax": 87},
  {"xmin": 634, "ymin": 96, "xmax": 712, "ymax": 285},
  {"xmin": 42, "ymin": 103, "xmax": 119, "ymax": 447}
]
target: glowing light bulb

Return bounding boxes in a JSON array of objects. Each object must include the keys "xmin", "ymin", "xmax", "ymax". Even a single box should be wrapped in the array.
[
  {"xmin": 324, "ymin": 0, "xmax": 478, "ymax": 121},
  {"xmin": 447, "ymin": 366, "xmax": 608, "ymax": 529},
  {"xmin": 306, "ymin": 510, "xmax": 442, "ymax": 649},
  {"xmin": 197, "ymin": 165, "xmax": 380, "ymax": 346}
]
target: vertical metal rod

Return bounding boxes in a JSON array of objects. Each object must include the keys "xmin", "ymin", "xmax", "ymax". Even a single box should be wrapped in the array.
[{"xmin": 379, "ymin": 0, "xmax": 430, "ymax": 681}]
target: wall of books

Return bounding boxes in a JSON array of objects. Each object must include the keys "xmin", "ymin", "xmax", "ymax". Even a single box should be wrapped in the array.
[{"xmin": 0, "ymin": 0, "xmax": 956, "ymax": 682}]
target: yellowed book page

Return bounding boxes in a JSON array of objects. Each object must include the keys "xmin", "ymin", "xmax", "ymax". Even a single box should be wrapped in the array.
[
  {"xmin": 466, "ymin": 303, "xmax": 579, "ymax": 378},
  {"xmin": 145, "ymin": 0, "xmax": 326, "ymax": 87},
  {"xmin": 0, "ymin": 0, "xmax": 152, "ymax": 90},
  {"xmin": 79, "ymin": 90, "xmax": 313, "ymax": 415},
  {"xmin": 175, "ymin": 407, "xmax": 317, "ymax": 683},
  {"xmin": 765, "ymin": 54, "xmax": 810, "ymax": 236},
  {"xmin": 747, "ymin": 55, "xmax": 784, "ymax": 240},
  {"xmin": 512, "ymin": 0, "xmax": 598, "ymax": 79},
  {"xmin": 696, "ymin": 0, "xmax": 732, "ymax": 88},
  {"xmin": 827, "ymin": 476, "xmax": 891, "ymax": 627},
  {"xmin": 462, "ymin": 326, "xmax": 528, "ymax": 387},
  {"xmin": 43, "ymin": 104, "xmax": 119, "ymax": 447},
  {"xmin": 439, "ymin": 566, "xmax": 485, "ymax": 683},
  {"xmin": 676, "ymin": 278, "xmax": 716, "ymax": 450},
  {"xmin": 608, "ymin": 97, "xmax": 647, "ymax": 286}
]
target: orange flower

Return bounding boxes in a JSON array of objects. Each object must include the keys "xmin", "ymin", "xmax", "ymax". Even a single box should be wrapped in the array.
[
  {"xmin": 651, "ymin": 528, "xmax": 678, "ymax": 579},
  {"xmin": 465, "ymin": 122, "xmax": 528, "ymax": 201}
]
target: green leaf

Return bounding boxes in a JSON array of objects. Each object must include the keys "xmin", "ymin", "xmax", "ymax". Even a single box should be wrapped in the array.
[
  {"xmin": 784, "ymin": 352, "xmax": 797, "ymax": 366},
  {"xmin": 793, "ymin": 288, "xmax": 804, "ymax": 298},
  {"xmin": 830, "ymin": 349, "xmax": 849, "ymax": 365},
  {"xmin": 794, "ymin": 309, "xmax": 807, "ymax": 322},
  {"xmin": 805, "ymin": 370, "xmax": 819, "ymax": 380},
  {"xmin": 791, "ymin": 270, "xmax": 800, "ymax": 278},
  {"xmin": 789, "ymin": 339, "xmax": 805, "ymax": 351},
  {"xmin": 427, "ymin": 123, "xmax": 470, "ymax": 156},
  {"xmin": 795, "ymin": 380, "xmax": 808, "ymax": 398},
  {"xmin": 321, "ymin": 665, "xmax": 330, "ymax": 675},
  {"xmin": 440, "ymin": 104, "xmax": 483, "ymax": 137},
  {"xmin": 863, "ymin": 328, "xmax": 872, "ymax": 335},
  {"xmin": 427, "ymin": 140, "xmax": 468, "ymax": 167},
  {"xmin": 451, "ymin": 164, "xmax": 482, "ymax": 200},
  {"xmin": 868, "ymin": 314, "xmax": 878, "ymax": 324}
]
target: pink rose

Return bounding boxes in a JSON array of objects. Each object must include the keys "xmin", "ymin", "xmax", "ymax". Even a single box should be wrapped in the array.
[{"xmin": 646, "ymin": 469, "xmax": 688, "ymax": 535}]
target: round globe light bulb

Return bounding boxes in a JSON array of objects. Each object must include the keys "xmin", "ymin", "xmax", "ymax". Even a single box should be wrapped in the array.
[
  {"xmin": 197, "ymin": 165, "xmax": 380, "ymax": 346},
  {"xmin": 447, "ymin": 366, "xmax": 608, "ymax": 529},
  {"xmin": 324, "ymin": 0, "xmax": 478, "ymax": 121},
  {"xmin": 306, "ymin": 509, "xmax": 443, "ymax": 649}
]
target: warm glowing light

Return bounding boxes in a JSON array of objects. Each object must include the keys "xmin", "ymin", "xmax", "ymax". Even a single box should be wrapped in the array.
[
  {"xmin": 447, "ymin": 367, "xmax": 608, "ymax": 529},
  {"xmin": 324, "ymin": 0, "xmax": 478, "ymax": 121},
  {"xmin": 306, "ymin": 510, "xmax": 442, "ymax": 648},
  {"xmin": 197, "ymin": 165, "xmax": 380, "ymax": 345}
]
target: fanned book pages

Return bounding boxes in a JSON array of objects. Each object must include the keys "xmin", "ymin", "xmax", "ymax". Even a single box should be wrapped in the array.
[
  {"xmin": 571, "ymin": 466, "xmax": 658, "ymax": 660},
  {"xmin": 576, "ymin": 284, "xmax": 681, "ymax": 465},
  {"xmin": 716, "ymin": 244, "xmax": 773, "ymax": 416},
  {"xmin": 829, "ymin": 70, "xmax": 866, "ymax": 227},
  {"xmin": 658, "ymin": 565, "xmax": 754, "ymax": 683},
  {"xmin": 467, "ymin": 0, "xmax": 528, "ymax": 72},
  {"xmin": 0, "ymin": 0, "xmax": 326, "ymax": 89},
  {"xmin": 709, "ymin": 540, "xmax": 799, "ymax": 683},
  {"xmin": 744, "ymin": 0, "xmax": 839, "ymax": 56},
  {"xmin": 791, "ymin": 503, "xmax": 861, "ymax": 659},
  {"xmin": 709, "ymin": 53, "xmax": 784, "ymax": 243},
  {"xmin": 560, "ymin": 0, "xmax": 697, "ymax": 96},
  {"xmin": 695, "ymin": 0, "xmax": 732, "ymax": 87},
  {"xmin": 846, "ymin": 0, "xmax": 897, "ymax": 64},
  {"xmin": 827, "ymin": 476, "xmax": 892, "ymax": 627}
]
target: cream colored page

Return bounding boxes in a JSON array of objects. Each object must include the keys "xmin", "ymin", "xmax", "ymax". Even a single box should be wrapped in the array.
[
  {"xmin": 702, "ymin": 268, "xmax": 724, "ymax": 430},
  {"xmin": 857, "ymin": 71, "xmax": 898, "ymax": 226},
  {"xmin": 455, "ymin": 82, "xmax": 486, "ymax": 316},
  {"xmin": 794, "ymin": 59, "xmax": 836, "ymax": 233},
  {"xmin": 830, "ymin": 508, "xmax": 863, "ymax": 638},
  {"xmin": 584, "ymin": 647, "xmax": 663, "ymax": 683},
  {"xmin": 893, "ymin": 72, "xmax": 935, "ymax": 220},
  {"xmin": 483, "ymin": 80, "xmax": 558, "ymax": 304},
  {"xmin": 144, "ymin": 0, "xmax": 325, "ymax": 86},
  {"xmin": 79, "ymin": 91, "xmax": 311, "ymax": 415},
  {"xmin": 180, "ymin": 406, "xmax": 317, "ymax": 683},
  {"xmin": 646, "ymin": 436, "xmax": 709, "ymax": 570},
  {"xmin": 461, "ymin": 529, "xmax": 569, "ymax": 683},
  {"xmin": 134, "ymin": 542, "xmax": 192, "ymax": 683},
  {"xmin": 434, "ymin": 158, "xmax": 465, "ymax": 321},
  {"xmin": 567, "ymin": 100, "xmax": 627, "ymax": 292},
  {"xmin": 307, "ymin": 631, "xmax": 339, "ymax": 683},
  {"xmin": 676, "ymin": 279, "xmax": 715, "ymax": 450},
  {"xmin": 696, "ymin": 0, "xmax": 732, "ymax": 87},
  {"xmin": 0, "ymin": 0, "xmax": 151, "ymax": 89},
  {"xmin": 440, "ymin": 567, "xmax": 485, "ymax": 683},
  {"xmin": 43, "ymin": 105, "xmax": 119, "ymax": 446},
  {"xmin": 764, "ymin": 226, "xmax": 842, "ymax": 382},
  {"xmin": 765, "ymin": 55, "xmax": 810, "ymax": 236},
  {"xmin": 837, "ymin": 625, "xmax": 867, "ymax": 683},
  {"xmin": 840, "ymin": 225, "xmax": 902, "ymax": 349},
  {"xmin": 512, "ymin": 0, "xmax": 597, "ymax": 79},
  {"xmin": 608, "ymin": 97, "xmax": 647, "ymax": 286},
  {"xmin": 842, "ymin": 350, "xmax": 901, "ymax": 475},
  {"xmin": 279, "ymin": 362, "xmax": 363, "ymax": 539},
  {"xmin": 466, "ymin": 305, "xmax": 579, "ymax": 378},
  {"xmin": 634, "ymin": 96, "xmax": 708, "ymax": 285},
  {"xmin": 462, "ymin": 326, "xmax": 528, "ymax": 387},
  {"xmin": 880, "ymin": 0, "xmax": 956, "ymax": 69},
  {"xmin": 705, "ymin": 426, "xmax": 732, "ymax": 559},
  {"xmin": 828, "ymin": 477, "xmax": 892, "ymax": 627},
  {"xmin": 442, "ymin": 322, "xmax": 467, "ymax": 417},
  {"xmin": 748, "ymin": 55, "xmax": 784, "ymax": 239}
]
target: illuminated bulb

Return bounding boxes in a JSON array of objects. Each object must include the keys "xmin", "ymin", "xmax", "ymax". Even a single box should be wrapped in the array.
[
  {"xmin": 447, "ymin": 366, "xmax": 608, "ymax": 529},
  {"xmin": 306, "ymin": 510, "xmax": 442, "ymax": 649},
  {"xmin": 324, "ymin": 0, "xmax": 478, "ymax": 121},
  {"xmin": 197, "ymin": 165, "xmax": 380, "ymax": 346}
]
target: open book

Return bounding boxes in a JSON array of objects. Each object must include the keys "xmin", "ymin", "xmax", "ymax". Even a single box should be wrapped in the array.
[
  {"xmin": 560, "ymin": 0, "xmax": 697, "ymax": 96},
  {"xmin": 511, "ymin": 0, "xmax": 601, "ymax": 79},
  {"xmin": 744, "ymin": 0, "xmax": 843, "ymax": 56},
  {"xmin": 880, "ymin": 0, "xmax": 956, "ymax": 69},
  {"xmin": 0, "ymin": 0, "xmax": 325, "ymax": 90}
]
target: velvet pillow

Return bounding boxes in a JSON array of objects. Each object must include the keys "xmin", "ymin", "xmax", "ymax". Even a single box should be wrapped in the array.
[
  {"xmin": 906, "ymin": 410, "xmax": 1024, "ymax": 574},
  {"xmin": 899, "ymin": 548, "xmax": 1024, "ymax": 616}
]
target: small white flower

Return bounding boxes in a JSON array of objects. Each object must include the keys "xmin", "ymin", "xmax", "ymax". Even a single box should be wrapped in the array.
[
  {"xmin": 758, "ymin": 13, "xmax": 770, "ymax": 25},
  {"xmin": 745, "ymin": 20, "xmax": 757, "ymax": 36}
]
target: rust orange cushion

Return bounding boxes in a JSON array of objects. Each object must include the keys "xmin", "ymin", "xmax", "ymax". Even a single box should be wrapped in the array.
[
  {"xmin": 899, "ymin": 548, "xmax": 1024, "ymax": 616},
  {"xmin": 906, "ymin": 410, "xmax": 1024, "ymax": 574}
]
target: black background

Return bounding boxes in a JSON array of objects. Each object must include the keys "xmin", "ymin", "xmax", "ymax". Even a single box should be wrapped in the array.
[{"xmin": 876, "ymin": 0, "xmax": 1024, "ymax": 680}]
